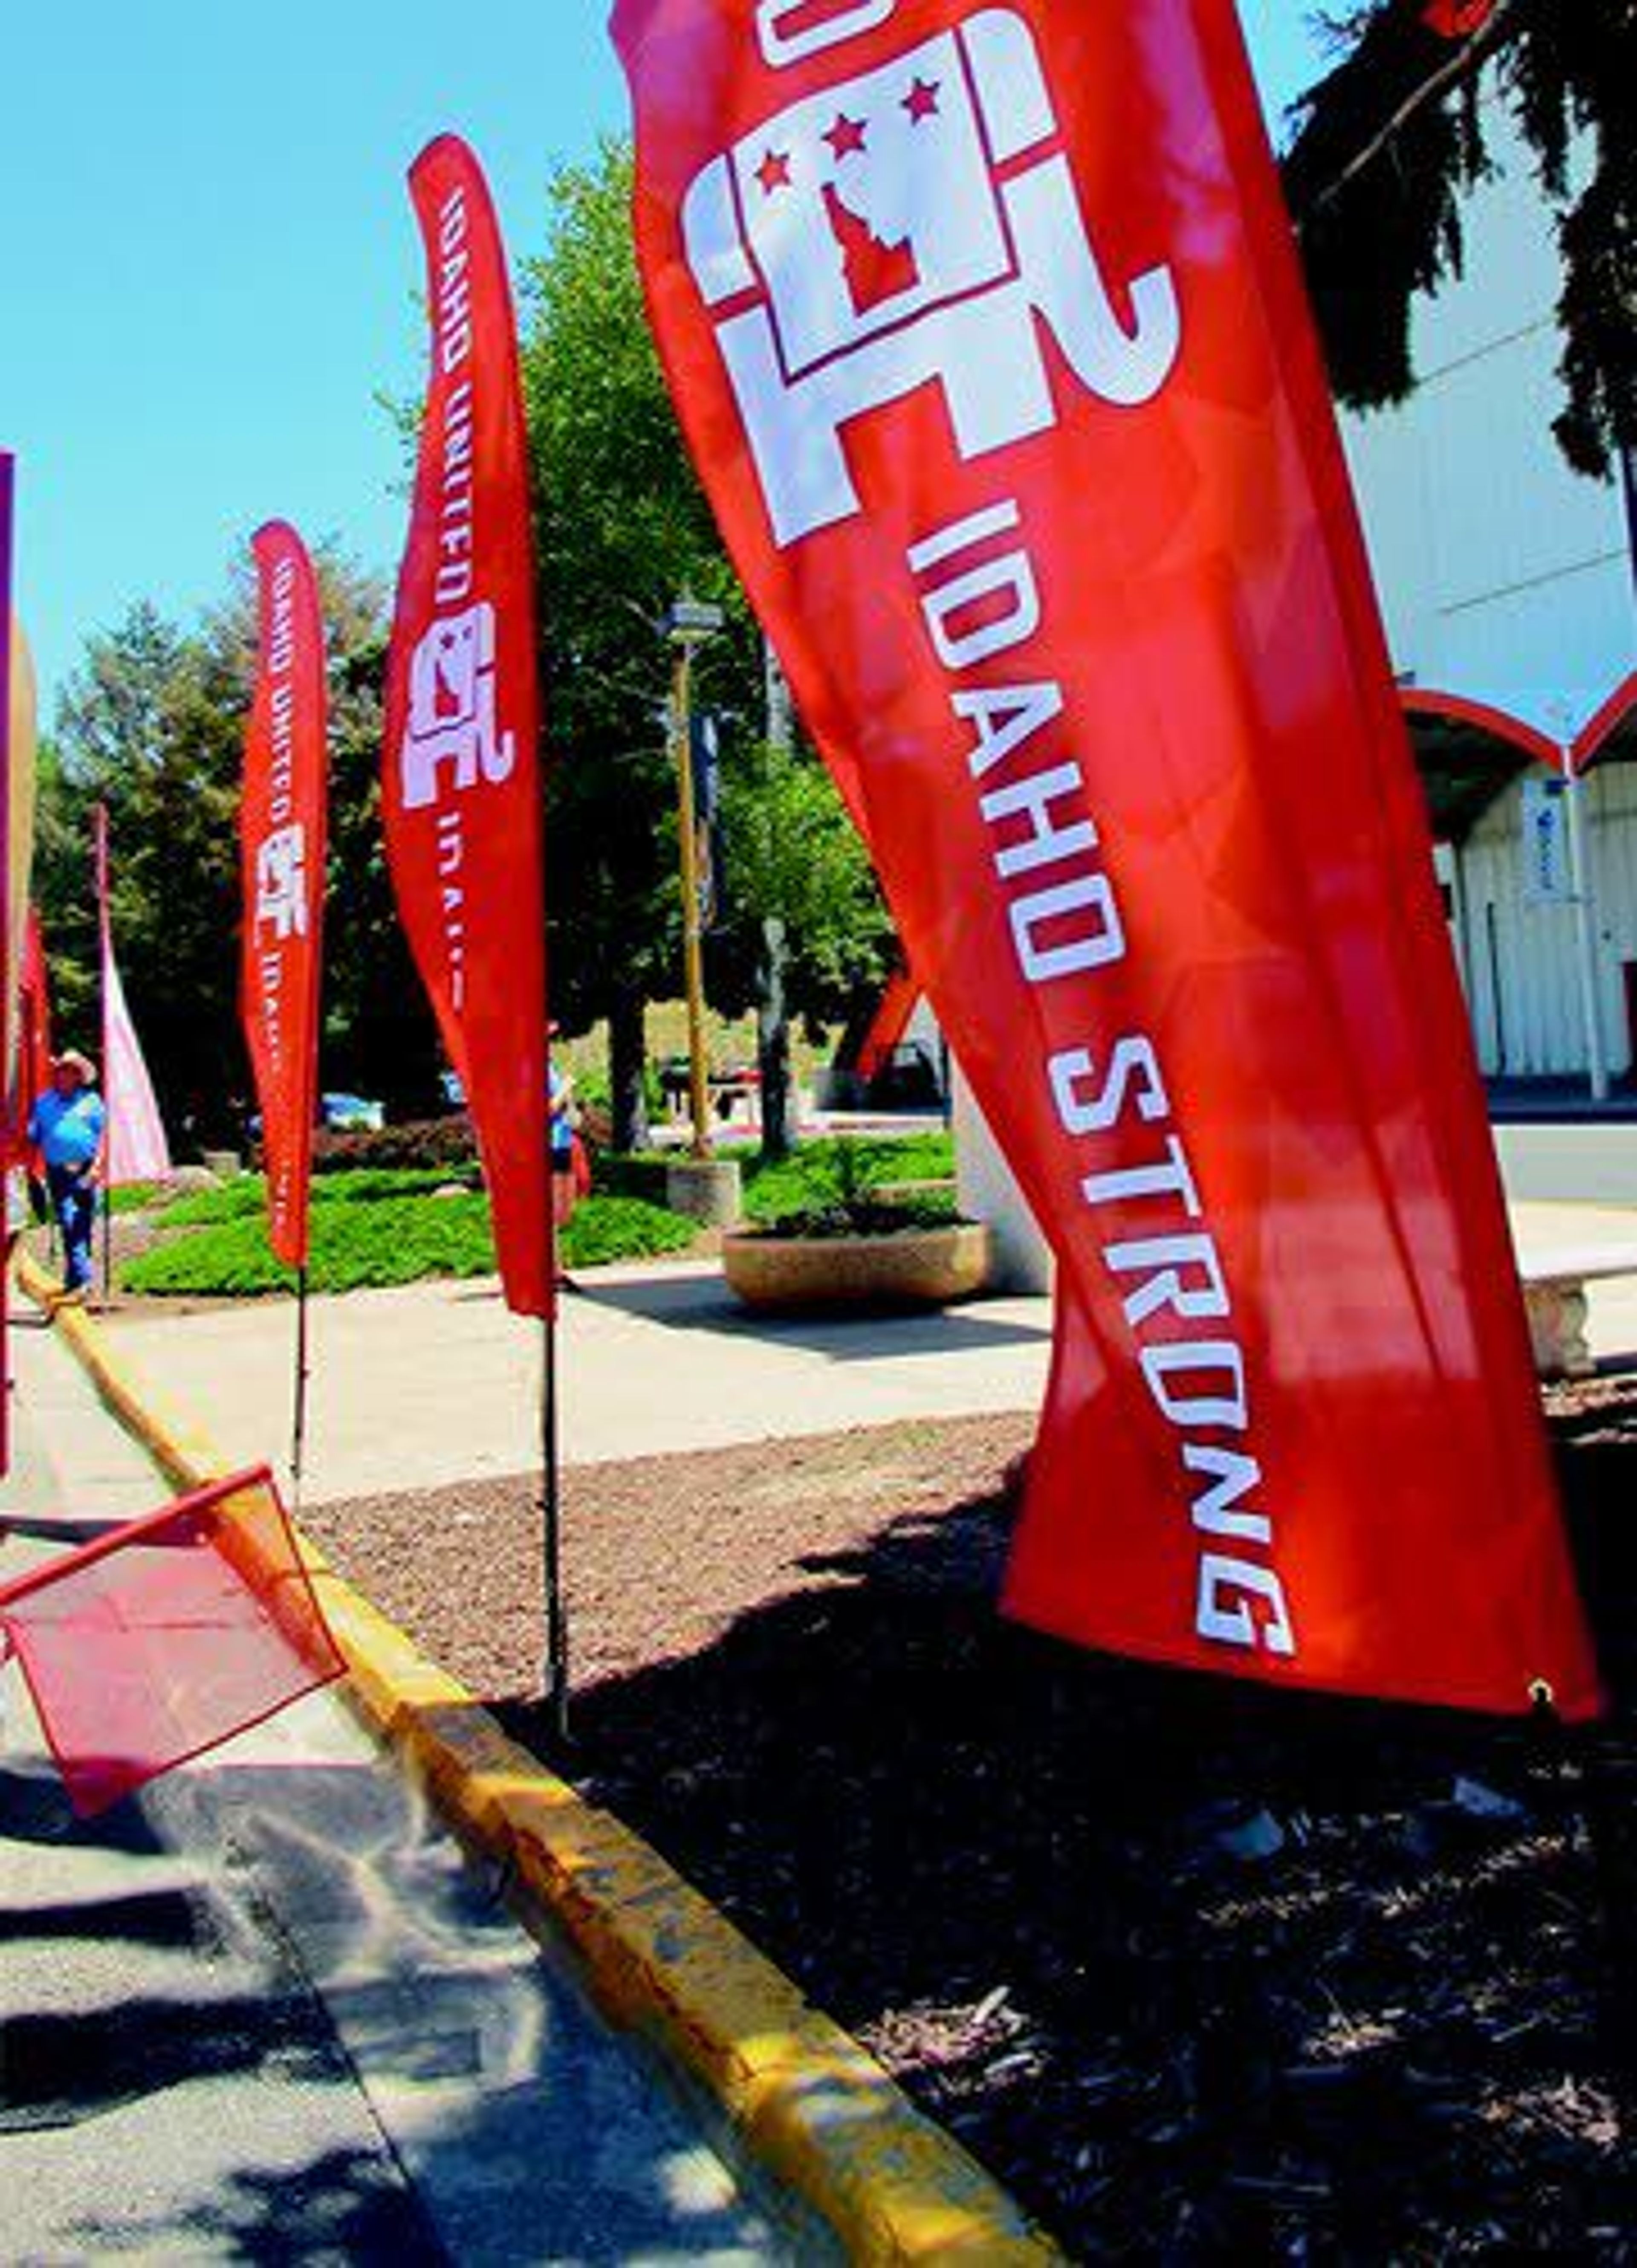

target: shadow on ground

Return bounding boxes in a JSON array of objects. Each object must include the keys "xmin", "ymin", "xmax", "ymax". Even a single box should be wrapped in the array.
[
  {"xmin": 573, "ymin": 1271, "xmax": 1053, "ymax": 1361},
  {"xmin": 0, "ymin": 1750, "xmax": 773, "ymax": 2262},
  {"xmin": 496, "ymin": 1393, "xmax": 1637, "ymax": 2258}
]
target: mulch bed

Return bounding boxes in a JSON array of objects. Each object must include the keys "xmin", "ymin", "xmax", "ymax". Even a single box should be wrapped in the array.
[{"xmin": 304, "ymin": 1384, "xmax": 1637, "ymax": 2260}]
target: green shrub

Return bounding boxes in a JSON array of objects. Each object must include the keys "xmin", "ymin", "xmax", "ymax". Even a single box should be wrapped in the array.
[
  {"xmin": 315, "ymin": 1166, "xmax": 481, "ymax": 1203},
  {"xmin": 741, "ymin": 1132, "xmax": 955, "ymax": 1224},
  {"xmin": 107, "ymin": 1182, "xmax": 164, "ymax": 1216},
  {"xmin": 560, "ymin": 1195, "xmax": 697, "ymax": 1267},
  {"xmin": 309, "ymin": 1115, "xmax": 478, "ymax": 1174},
  {"xmin": 122, "ymin": 1189, "xmax": 698, "ymax": 1297},
  {"xmin": 750, "ymin": 1191, "xmax": 962, "ymax": 1240},
  {"xmin": 156, "ymin": 1176, "xmax": 270, "ymax": 1227},
  {"xmin": 155, "ymin": 1166, "xmax": 480, "ymax": 1231},
  {"xmin": 123, "ymin": 1192, "xmax": 497, "ymax": 1297}
]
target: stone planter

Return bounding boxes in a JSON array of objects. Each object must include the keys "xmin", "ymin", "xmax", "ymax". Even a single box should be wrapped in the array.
[
  {"xmin": 665, "ymin": 1157, "xmax": 743, "ymax": 1228},
  {"xmin": 722, "ymin": 1221, "xmax": 989, "ymax": 1312}
]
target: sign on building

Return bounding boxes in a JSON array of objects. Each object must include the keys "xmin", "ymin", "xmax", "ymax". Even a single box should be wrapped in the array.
[{"xmin": 1520, "ymin": 773, "xmax": 1572, "ymax": 904}]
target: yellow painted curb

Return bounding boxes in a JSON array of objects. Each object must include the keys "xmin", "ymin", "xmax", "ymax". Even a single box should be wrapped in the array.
[{"xmin": 20, "ymin": 1257, "xmax": 1061, "ymax": 2262}]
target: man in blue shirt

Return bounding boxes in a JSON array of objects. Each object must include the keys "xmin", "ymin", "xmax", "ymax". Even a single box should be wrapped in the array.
[{"xmin": 28, "ymin": 1050, "xmax": 107, "ymax": 1299}]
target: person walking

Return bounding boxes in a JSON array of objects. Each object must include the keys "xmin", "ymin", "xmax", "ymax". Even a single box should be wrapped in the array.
[
  {"xmin": 549, "ymin": 1058, "xmax": 578, "ymax": 1232},
  {"xmin": 27, "ymin": 1050, "xmax": 106, "ymax": 1302}
]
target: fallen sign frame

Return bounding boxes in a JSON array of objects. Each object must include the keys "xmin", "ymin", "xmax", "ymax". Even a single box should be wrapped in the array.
[{"xmin": 0, "ymin": 1463, "xmax": 345, "ymax": 1817}]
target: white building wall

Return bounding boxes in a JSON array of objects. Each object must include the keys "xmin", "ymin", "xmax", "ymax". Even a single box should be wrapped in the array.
[
  {"xmin": 1589, "ymin": 761, "xmax": 1637, "ymax": 1073},
  {"xmin": 1339, "ymin": 100, "xmax": 1634, "ymax": 739},
  {"xmin": 1339, "ymin": 90, "xmax": 1635, "ymax": 1085},
  {"xmin": 1418, "ymin": 764, "xmax": 1637, "ymax": 1080}
]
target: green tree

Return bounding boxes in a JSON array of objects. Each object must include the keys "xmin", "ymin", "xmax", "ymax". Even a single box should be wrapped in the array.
[
  {"xmin": 41, "ymin": 549, "xmax": 423, "ymax": 1148},
  {"xmin": 519, "ymin": 140, "xmax": 752, "ymax": 1147},
  {"xmin": 1284, "ymin": 0, "xmax": 1635, "ymax": 479},
  {"xmin": 197, "ymin": 550, "xmax": 442, "ymax": 1117},
  {"xmin": 715, "ymin": 730, "xmax": 895, "ymax": 1154},
  {"xmin": 519, "ymin": 138, "xmax": 899, "ymax": 1149},
  {"xmin": 45, "ymin": 599, "xmax": 241, "ymax": 1142}
]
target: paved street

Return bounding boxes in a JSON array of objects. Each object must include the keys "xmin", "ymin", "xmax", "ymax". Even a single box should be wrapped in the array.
[{"xmin": 0, "ymin": 1319, "xmax": 790, "ymax": 2264}]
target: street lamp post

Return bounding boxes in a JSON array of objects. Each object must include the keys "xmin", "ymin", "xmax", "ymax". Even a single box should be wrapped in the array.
[{"xmin": 665, "ymin": 597, "xmax": 724, "ymax": 1160}]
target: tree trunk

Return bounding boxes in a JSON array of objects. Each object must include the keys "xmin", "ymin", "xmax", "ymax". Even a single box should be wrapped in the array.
[
  {"xmin": 757, "ymin": 640, "xmax": 799, "ymax": 1158},
  {"xmin": 608, "ymin": 985, "xmax": 650, "ymax": 1153},
  {"xmin": 756, "ymin": 913, "xmax": 797, "ymax": 1159}
]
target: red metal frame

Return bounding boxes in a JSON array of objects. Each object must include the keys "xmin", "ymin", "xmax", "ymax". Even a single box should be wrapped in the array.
[{"xmin": 0, "ymin": 1464, "xmax": 278, "ymax": 1611}]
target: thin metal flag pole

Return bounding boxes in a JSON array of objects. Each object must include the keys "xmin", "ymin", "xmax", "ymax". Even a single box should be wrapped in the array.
[
  {"xmin": 541, "ymin": 1296, "xmax": 567, "ymax": 1745},
  {"xmin": 541, "ymin": 1026, "xmax": 568, "ymax": 1742},
  {"xmin": 94, "ymin": 802, "xmax": 112, "ymax": 1309},
  {"xmin": 291, "ymin": 1263, "xmax": 311, "ymax": 1506}
]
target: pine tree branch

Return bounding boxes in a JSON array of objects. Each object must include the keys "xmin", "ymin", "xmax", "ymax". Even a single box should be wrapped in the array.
[{"xmin": 1304, "ymin": 0, "xmax": 1524, "ymax": 218}]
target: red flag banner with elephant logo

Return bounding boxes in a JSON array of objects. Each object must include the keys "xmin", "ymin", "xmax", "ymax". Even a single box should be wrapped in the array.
[
  {"xmin": 383, "ymin": 134, "xmax": 550, "ymax": 1320},
  {"xmin": 242, "ymin": 521, "xmax": 328, "ymax": 1271},
  {"xmin": 613, "ymin": 0, "xmax": 1601, "ymax": 1715}
]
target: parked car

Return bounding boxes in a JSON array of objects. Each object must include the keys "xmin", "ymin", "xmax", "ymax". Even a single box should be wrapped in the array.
[{"xmin": 320, "ymin": 1092, "xmax": 385, "ymax": 1132}]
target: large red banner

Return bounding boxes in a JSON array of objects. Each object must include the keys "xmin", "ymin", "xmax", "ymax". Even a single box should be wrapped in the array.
[
  {"xmin": 1, "ymin": 451, "xmax": 12, "ymax": 1479},
  {"xmin": 383, "ymin": 135, "xmax": 550, "ymax": 1318},
  {"xmin": 242, "ymin": 522, "xmax": 327, "ymax": 1269},
  {"xmin": 16, "ymin": 909, "xmax": 52, "ymax": 1169},
  {"xmin": 615, "ymin": 0, "xmax": 1601, "ymax": 1715}
]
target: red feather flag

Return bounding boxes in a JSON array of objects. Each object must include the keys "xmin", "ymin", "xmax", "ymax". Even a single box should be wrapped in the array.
[
  {"xmin": 17, "ymin": 909, "xmax": 53, "ymax": 1168},
  {"xmin": 242, "ymin": 522, "xmax": 328, "ymax": 1269},
  {"xmin": 0, "ymin": 1467, "xmax": 344, "ymax": 1819},
  {"xmin": 614, "ymin": 0, "xmax": 1600, "ymax": 1716},
  {"xmin": 1, "ymin": 451, "xmax": 13, "ymax": 1481},
  {"xmin": 382, "ymin": 135, "xmax": 550, "ymax": 1318}
]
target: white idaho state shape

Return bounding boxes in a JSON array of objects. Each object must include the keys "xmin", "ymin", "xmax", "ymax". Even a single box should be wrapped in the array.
[{"xmin": 683, "ymin": 8, "xmax": 1182, "ymax": 547}]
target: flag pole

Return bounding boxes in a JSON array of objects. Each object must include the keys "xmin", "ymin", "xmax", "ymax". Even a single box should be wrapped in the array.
[
  {"xmin": 291, "ymin": 1263, "xmax": 311, "ymax": 1504},
  {"xmin": 542, "ymin": 1038, "xmax": 568, "ymax": 1743},
  {"xmin": 542, "ymin": 1300, "xmax": 567, "ymax": 1744},
  {"xmin": 94, "ymin": 802, "xmax": 111, "ymax": 1308}
]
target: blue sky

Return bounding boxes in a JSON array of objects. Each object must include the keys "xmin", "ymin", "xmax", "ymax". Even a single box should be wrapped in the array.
[{"xmin": 0, "ymin": 4, "xmax": 1329, "ymax": 718}]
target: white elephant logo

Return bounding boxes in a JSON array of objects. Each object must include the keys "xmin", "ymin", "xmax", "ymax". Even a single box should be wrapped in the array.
[{"xmin": 683, "ymin": 9, "xmax": 1182, "ymax": 546}]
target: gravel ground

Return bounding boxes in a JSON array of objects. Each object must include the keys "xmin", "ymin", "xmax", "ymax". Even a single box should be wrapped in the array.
[{"xmin": 302, "ymin": 1387, "xmax": 1637, "ymax": 2260}]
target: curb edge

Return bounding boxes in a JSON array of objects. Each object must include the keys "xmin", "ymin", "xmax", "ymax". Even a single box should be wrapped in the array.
[{"xmin": 17, "ymin": 1255, "xmax": 1060, "ymax": 2263}]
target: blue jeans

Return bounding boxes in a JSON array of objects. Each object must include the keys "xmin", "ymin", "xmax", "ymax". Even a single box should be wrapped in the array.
[{"xmin": 46, "ymin": 1164, "xmax": 97, "ymax": 1292}]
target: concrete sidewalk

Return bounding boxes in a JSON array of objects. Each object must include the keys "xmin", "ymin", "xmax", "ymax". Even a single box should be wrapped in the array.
[
  {"xmin": 0, "ymin": 1320, "xmax": 790, "ymax": 2262},
  {"xmin": 99, "ymin": 1262, "xmax": 1056, "ymax": 1506},
  {"xmin": 90, "ymin": 1201, "xmax": 1637, "ymax": 1511}
]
